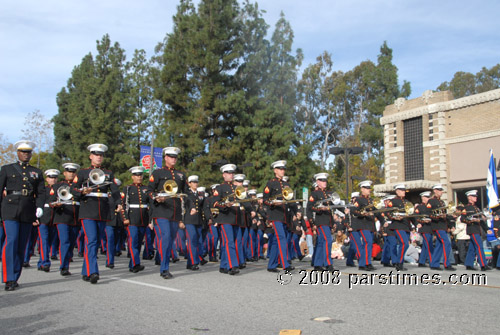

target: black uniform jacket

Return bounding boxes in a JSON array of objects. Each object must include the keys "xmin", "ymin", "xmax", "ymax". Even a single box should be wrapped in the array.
[
  {"xmin": 71, "ymin": 166, "xmax": 121, "ymax": 221},
  {"xmin": 50, "ymin": 181, "xmax": 80, "ymax": 226},
  {"xmin": 262, "ymin": 178, "xmax": 296, "ymax": 224},
  {"xmin": 350, "ymin": 195, "xmax": 376, "ymax": 232},
  {"xmin": 0, "ymin": 162, "xmax": 45, "ymax": 222},
  {"xmin": 387, "ymin": 197, "xmax": 411, "ymax": 231},
  {"xmin": 461, "ymin": 203, "xmax": 489, "ymax": 235},
  {"xmin": 147, "ymin": 167, "xmax": 187, "ymax": 222},
  {"xmin": 428, "ymin": 197, "xmax": 448, "ymax": 231},
  {"xmin": 184, "ymin": 188, "xmax": 205, "ymax": 226},
  {"xmin": 124, "ymin": 184, "xmax": 149, "ymax": 226},
  {"xmin": 39, "ymin": 186, "xmax": 55, "ymax": 225},
  {"xmin": 415, "ymin": 203, "xmax": 432, "ymax": 234},
  {"xmin": 307, "ymin": 189, "xmax": 334, "ymax": 227},
  {"xmin": 212, "ymin": 182, "xmax": 241, "ymax": 226}
]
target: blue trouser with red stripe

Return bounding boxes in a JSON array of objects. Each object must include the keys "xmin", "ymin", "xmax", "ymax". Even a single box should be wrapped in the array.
[
  {"xmin": 381, "ymin": 236, "xmax": 391, "ymax": 264},
  {"xmin": 2, "ymin": 221, "xmax": 32, "ymax": 283},
  {"xmin": 257, "ymin": 229, "xmax": 264, "ymax": 258},
  {"xmin": 50, "ymin": 226, "xmax": 59, "ymax": 258},
  {"xmin": 23, "ymin": 225, "xmax": 37, "ymax": 264},
  {"xmin": 81, "ymin": 220, "xmax": 106, "ymax": 276},
  {"xmin": 127, "ymin": 225, "xmax": 145, "ymax": 268},
  {"xmin": 314, "ymin": 225, "xmax": 332, "ymax": 267},
  {"xmin": 393, "ymin": 229, "xmax": 409, "ymax": 265},
  {"xmin": 357, "ymin": 230, "xmax": 373, "ymax": 267},
  {"xmin": 465, "ymin": 233, "xmax": 487, "ymax": 268},
  {"xmin": 242, "ymin": 227, "xmax": 249, "ymax": 260},
  {"xmin": 431, "ymin": 230, "xmax": 451, "ymax": 268},
  {"xmin": 219, "ymin": 224, "xmax": 239, "ymax": 270},
  {"xmin": 418, "ymin": 233, "xmax": 434, "ymax": 265},
  {"xmin": 248, "ymin": 228, "xmax": 257, "ymax": 259},
  {"xmin": 268, "ymin": 221, "xmax": 290, "ymax": 270},
  {"xmin": 235, "ymin": 226, "xmax": 245, "ymax": 265},
  {"xmin": 291, "ymin": 233, "xmax": 302, "ymax": 260},
  {"xmin": 153, "ymin": 218, "xmax": 178, "ymax": 273},
  {"xmin": 185, "ymin": 224, "xmax": 201, "ymax": 266},
  {"xmin": 37, "ymin": 224, "xmax": 53, "ymax": 268},
  {"xmin": 176, "ymin": 228, "xmax": 186, "ymax": 255},
  {"xmin": 346, "ymin": 231, "xmax": 361, "ymax": 265},
  {"xmin": 77, "ymin": 227, "xmax": 85, "ymax": 255},
  {"xmin": 207, "ymin": 225, "xmax": 219, "ymax": 259},
  {"xmin": 142, "ymin": 226, "xmax": 154, "ymax": 259},
  {"xmin": 0, "ymin": 225, "xmax": 4, "ymax": 261},
  {"xmin": 57, "ymin": 224, "xmax": 79, "ymax": 270},
  {"xmin": 105, "ymin": 226, "xmax": 118, "ymax": 266}
]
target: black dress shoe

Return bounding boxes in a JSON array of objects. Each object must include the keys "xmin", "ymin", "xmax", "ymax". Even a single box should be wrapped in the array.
[
  {"xmin": 200, "ymin": 259, "xmax": 208, "ymax": 266},
  {"xmin": 161, "ymin": 271, "xmax": 173, "ymax": 279},
  {"xmin": 130, "ymin": 264, "xmax": 145, "ymax": 273},
  {"xmin": 382, "ymin": 263, "xmax": 392, "ymax": 267},
  {"xmin": 239, "ymin": 263, "xmax": 246, "ymax": 269},
  {"xmin": 50, "ymin": 255, "xmax": 58, "ymax": 260},
  {"xmin": 466, "ymin": 266, "xmax": 477, "ymax": 271},
  {"xmin": 60, "ymin": 269, "xmax": 72, "ymax": 276},
  {"xmin": 259, "ymin": 256, "xmax": 266, "ymax": 260},
  {"xmin": 481, "ymin": 266, "xmax": 492, "ymax": 271},
  {"xmin": 105, "ymin": 264, "xmax": 115, "ymax": 269},
  {"xmin": 366, "ymin": 264, "xmax": 376, "ymax": 271},
  {"xmin": 430, "ymin": 267, "xmax": 442, "ymax": 270},
  {"xmin": 82, "ymin": 275, "xmax": 90, "ymax": 282},
  {"xmin": 155, "ymin": 260, "xmax": 161, "ymax": 265},
  {"xmin": 22, "ymin": 262, "xmax": 30, "ymax": 268},
  {"xmin": 326, "ymin": 265, "xmax": 335, "ymax": 272},
  {"xmin": 287, "ymin": 265, "xmax": 295, "ymax": 271},
  {"xmin": 267, "ymin": 268, "xmax": 279, "ymax": 273},
  {"xmin": 418, "ymin": 263, "xmax": 427, "ymax": 267},
  {"xmin": 187, "ymin": 264, "xmax": 199, "ymax": 271},
  {"xmin": 444, "ymin": 266, "xmax": 456, "ymax": 271},
  {"xmin": 89, "ymin": 273, "xmax": 99, "ymax": 284},
  {"xmin": 69, "ymin": 258, "xmax": 73, "ymax": 263},
  {"xmin": 219, "ymin": 268, "xmax": 229, "ymax": 274},
  {"xmin": 4, "ymin": 281, "xmax": 16, "ymax": 291},
  {"xmin": 38, "ymin": 265, "xmax": 50, "ymax": 272},
  {"xmin": 496, "ymin": 267, "xmax": 500, "ymax": 270},
  {"xmin": 229, "ymin": 267, "xmax": 240, "ymax": 275},
  {"xmin": 298, "ymin": 255, "xmax": 305, "ymax": 261},
  {"xmin": 115, "ymin": 252, "xmax": 122, "ymax": 257},
  {"xmin": 358, "ymin": 266, "xmax": 367, "ymax": 270},
  {"xmin": 172, "ymin": 258, "xmax": 180, "ymax": 263},
  {"xmin": 314, "ymin": 266, "xmax": 323, "ymax": 271},
  {"xmin": 346, "ymin": 263, "xmax": 356, "ymax": 267},
  {"xmin": 209, "ymin": 257, "xmax": 218, "ymax": 262}
]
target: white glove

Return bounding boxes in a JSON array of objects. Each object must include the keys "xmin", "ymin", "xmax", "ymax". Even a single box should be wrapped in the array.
[{"xmin": 36, "ymin": 208, "xmax": 43, "ymax": 218}]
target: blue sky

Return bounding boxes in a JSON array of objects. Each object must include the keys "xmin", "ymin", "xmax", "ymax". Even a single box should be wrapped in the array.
[{"xmin": 1, "ymin": 0, "xmax": 499, "ymax": 143}]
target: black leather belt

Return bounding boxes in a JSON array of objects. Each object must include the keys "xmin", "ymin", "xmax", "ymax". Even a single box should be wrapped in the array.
[{"xmin": 7, "ymin": 190, "xmax": 31, "ymax": 196}]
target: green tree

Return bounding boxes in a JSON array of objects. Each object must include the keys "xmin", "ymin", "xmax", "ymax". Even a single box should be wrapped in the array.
[
  {"xmin": 53, "ymin": 34, "xmax": 135, "ymax": 181},
  {"xmin": 437, "ymin": 63, "xmax": 500, "ymax": 98}
]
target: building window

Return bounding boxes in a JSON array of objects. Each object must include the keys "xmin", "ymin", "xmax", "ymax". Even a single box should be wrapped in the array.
[
  {"xmin": 429, "ymin": 114, "xmax": 433, "ymax": 120},
  {"xmin": 404, "ymin": 116, "xmax": 424, "ymax": 181},
  {"xmin": 429, "ymin": 129, "xmax": 433, "ymax": 134},
  {"xmin": 429, "ymin": 136, "xmax": 433, "ymax": 141}
]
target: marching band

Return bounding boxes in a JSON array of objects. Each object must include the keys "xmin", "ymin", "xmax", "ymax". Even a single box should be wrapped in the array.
[{"xmin": 1, "ymin": 140, "xmax": 499, "ymax": 291}]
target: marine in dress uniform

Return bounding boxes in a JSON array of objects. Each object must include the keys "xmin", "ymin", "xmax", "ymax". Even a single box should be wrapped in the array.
[
  {"xmin": 0, "ymin": 140, "xmax": 45, "ymax": 291},
  {"xmin": 212, "ymin": 164, "xmax": 241, "ymax": 275},
  {"xmin": 263, "ymin": 160, "xmax": 296, "ymax": 273},
  {"xmin": 379, "ymin": 195, "xmax": 395, "ymax": 267},
  {"xmin": 71, "ymin": 143, "xmax": 122, "ymax": 284},
  {"xmin": 37, "ymin": 169, "xmax": 60, "ymax": 272},
  {"xmin": 491, "ymin": 207, "xmax": 500, "ymax": 270},
  {"xmin": 416, "ymin": 191, "xmax": 434, "ymax": 267},
  {"xmin": 184, "ymin": 175, "xmax": 206, "ymax": 270},
  {"xmin": 345, "ymin": 192, "xmax": 361, "ymax": 267},
  {"xmin": 147, "ymin": 147, "xmax": 187, "ymax": 280},
  {"xmin": 104, "ymin": 178, "xmax": 124, "ymax": 269},
  {"xmin": 123, "ymin": 166, "xmax": 149, "ymax": 273},
  {"xmin": 428, "ymin": 184, "xmax": 455, "ymax": 271},
  {"xmin": 386, "ymin": 184, "xmax": 412, "ymax": 271},
  {"xmin": 233, "ymin": 174, "xmax": 254, "ymax": 269},
  {"xmin": 350, "ymin": 180, "xmax": 377, "ymax": 271},
  {"xmin": 246, "ymin": 189, "xmax": 259, "ymax": 262},
  {"xmin": 307, "ymin": 173, "xmax": 335, "ymax": 271},
  {"xmin": 461, "ymin": 190, "xmax": 492, "ymax": 271},
  {"xmin": 203, "ymin": 184, "xmax": 219, "ymax": 262},
  {"xmin": 49, "ymin": 163, "xmax": 81, "ymax": 276}
]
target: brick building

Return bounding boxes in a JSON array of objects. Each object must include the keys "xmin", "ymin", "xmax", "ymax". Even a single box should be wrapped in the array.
[{"xmin": 374, "ymin": 88, "xmax": 500, "ymax": 208}]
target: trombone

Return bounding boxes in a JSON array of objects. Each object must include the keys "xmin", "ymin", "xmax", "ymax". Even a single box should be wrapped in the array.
[
  {"xmin": 81, "ymin": 168, "xmax": 113, "ymax": 190},
  {"xmin": 154, "ymin": 180, "xmax": 187, "ymax": 199},
  {"xmin": 360, "ymin": 198, "xmax": 399, "ymax": 215},
  {"xmin": 221, "ymin": 186, "xmax": 246, "ymax": 204},
  {"xmin": 430, "ymin": 201, "xmax": 456, "ymax": 215},
  {"xmin": 49, "ymin": 185, "xmax": 75, "ymax": 206},
  {"xmin": 269, "ymin": 186, "xmax": 303, "ymax": 204}
]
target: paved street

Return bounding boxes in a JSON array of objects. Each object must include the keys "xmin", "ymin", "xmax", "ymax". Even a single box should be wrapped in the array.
[{"xmin": 1, "ymin": 254, "xmax": 499, "ymax": 335}]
